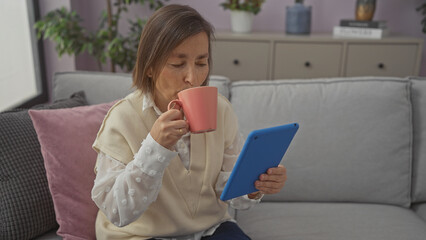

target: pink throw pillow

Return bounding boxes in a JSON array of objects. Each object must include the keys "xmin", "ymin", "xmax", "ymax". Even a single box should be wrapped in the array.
[{"xmin": 29, "ymin": 101, "xmax": 116, "ymax": 240}]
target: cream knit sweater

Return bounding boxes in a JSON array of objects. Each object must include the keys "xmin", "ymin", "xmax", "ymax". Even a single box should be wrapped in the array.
[{"xmin": 93, "ymin": 90, "xmax": 239, "ymax": 239}]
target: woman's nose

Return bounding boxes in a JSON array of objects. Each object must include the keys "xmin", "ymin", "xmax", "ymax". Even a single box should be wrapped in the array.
[{"xmin": 184, "ymin": 67, "xmax": 196, "ymax": 86}]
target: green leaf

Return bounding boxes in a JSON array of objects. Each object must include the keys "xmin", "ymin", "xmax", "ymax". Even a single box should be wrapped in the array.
[
  {"xmin": 88, "ymin": 43, "xmax": 93, "ymax": 54},
  {"xmin": 220, "ymin": 0, "xmax": 264, "ymax": 15}
]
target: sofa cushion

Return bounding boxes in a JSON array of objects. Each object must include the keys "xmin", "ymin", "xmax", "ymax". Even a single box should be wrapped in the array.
[
  {"xmin": 53, "ymin": 71, "xmax": 231, "ymax": 104},
  {"xmin": 412, "ymin": 203, "xmax": 426, "ymax": 222},
  {"xmin": 208, "ymin": 75, "xmax": 231, "ymax": 100},
  {"xmin": 53, "ymin": 71, "xmax": 133, "ymax": 105},
  {"xmin": 0, "ymin": 92, "xmax": 87, "ymax": 240},
  {"xmin": 231, "ymin": 77, "xmax": 412, "ymax": 207},
  {"xmin": 29, "ymin": 101, "xmax": 116, "ymax": 240},
  {"xmin": 33, "ymin": 228, "xmax": 62, "ymax": 240},
  {"xmin": 410, "ymin": 78, "xmax": 426, "ymax": 203},
  {"xmin": 237, "ymin": 202, "xmax": 426, "ymax": 240}
]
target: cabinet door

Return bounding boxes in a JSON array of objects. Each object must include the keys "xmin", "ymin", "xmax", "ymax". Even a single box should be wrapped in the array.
[
  {"xmin": 273, "ymin": 43, "xmax": 342, "ymax": 79},
  {"xmin": 345, "ymin": 44, "xmax": 418, "ymax": 77},
  {"xmin": 212, "ymin": 40, "xmax": 269, "ymax": 81}
]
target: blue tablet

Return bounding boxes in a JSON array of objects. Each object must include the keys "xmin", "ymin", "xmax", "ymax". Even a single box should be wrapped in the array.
[{"xmin": 220, "ymin": 123, "xmax": 299, "ymax": 201}]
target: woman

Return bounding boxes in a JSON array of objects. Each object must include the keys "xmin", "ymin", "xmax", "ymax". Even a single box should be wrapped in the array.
[{"xmin": 91, "ymin": 4, "xmax": 287, "ymax": 240}]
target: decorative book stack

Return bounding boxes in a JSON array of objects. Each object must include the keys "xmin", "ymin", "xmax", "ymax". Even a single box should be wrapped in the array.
[{"xmin": 333, "ymin": 19, "xmax": 388, "ymax": 39}]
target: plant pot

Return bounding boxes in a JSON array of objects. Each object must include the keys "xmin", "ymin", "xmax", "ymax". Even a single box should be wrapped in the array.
[{"xmin": 231, "ymin": 10, "xmax": 254, "ymax": 33}]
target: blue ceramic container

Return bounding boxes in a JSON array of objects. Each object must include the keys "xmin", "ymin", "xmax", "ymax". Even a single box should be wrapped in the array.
[{"xmin": 286, "ymin": 3, "xmax": 312, "ymax": 34}]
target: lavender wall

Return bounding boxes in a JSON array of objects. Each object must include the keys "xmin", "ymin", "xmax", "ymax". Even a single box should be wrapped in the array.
[
  {"xmin": 39, "ymin": 0, "xmax": 75, "ymax": 102},
  {"xmin": 41, "ymin": 0, "xmax": 426, "ymax": 78}
]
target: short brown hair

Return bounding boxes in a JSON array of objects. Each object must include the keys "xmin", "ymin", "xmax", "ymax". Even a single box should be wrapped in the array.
[{"xmin": 132, "ymin": 4, "xmax": 215, "ymax": 94}]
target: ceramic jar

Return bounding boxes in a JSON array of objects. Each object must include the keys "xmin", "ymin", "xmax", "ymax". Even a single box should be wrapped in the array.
[
  {"xmin": 355, "ymin": 0, "xmax": 376, "ymax": 21},
  {"xmin": 286, "ymin": 1, "xmax": 311, "ymax": 35}
]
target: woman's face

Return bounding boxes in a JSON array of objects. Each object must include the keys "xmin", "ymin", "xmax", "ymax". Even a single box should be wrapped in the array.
[{"xmin": 153, "ymin": 32, "xmax": 209, "ymax": 110}]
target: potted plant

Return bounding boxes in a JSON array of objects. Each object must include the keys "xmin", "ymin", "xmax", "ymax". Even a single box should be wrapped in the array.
[
  {"xmin": 35, "ymin": 0, "xmax": 167, "ymax": 73},
  {"xmin": 220, "ymin": 0, "xmax": 265, "ymax": 33}
]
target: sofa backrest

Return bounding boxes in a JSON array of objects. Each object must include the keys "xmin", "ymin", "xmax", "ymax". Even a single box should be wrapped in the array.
[
  {"xmin": 410, "ymin": 77, "xmax": 426, "ymax": 204},
  {"xmin": 53, "ymin": 71, "xmax": 133, "ymax": 104},
  {"xmin": 53, "ymin": 71, "xmax": 231, "ymax": 104},
  {"xmin": 53, "ymin": 71, "xmax": 425, "ymax": 207},
  {"xmin": 230, "ymin": 77, "xmax": 413, "ymax": 207}
]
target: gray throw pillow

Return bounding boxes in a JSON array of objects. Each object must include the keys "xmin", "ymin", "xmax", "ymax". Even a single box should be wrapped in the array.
[{"xmin": 0, "ymin": 91, "xmax": 88, "ymax": 240}]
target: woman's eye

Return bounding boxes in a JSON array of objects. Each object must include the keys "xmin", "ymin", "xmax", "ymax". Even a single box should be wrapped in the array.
[
  {"xmin": 197, "ymin": 62, "xmax": 208, "ymax": 67},
  {"xmin": 171, "ymin": 63, "xmax": 184, "ymax": 68}
]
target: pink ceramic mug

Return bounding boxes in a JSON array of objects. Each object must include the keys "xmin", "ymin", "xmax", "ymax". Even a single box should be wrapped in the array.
[{"xmin": 167, "ymin": 86, "xmax": 218, "ymax": 133}]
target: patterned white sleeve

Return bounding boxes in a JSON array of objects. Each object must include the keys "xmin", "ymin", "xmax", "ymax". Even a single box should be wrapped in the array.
[
  {"xmin": 215, "ymin": 132, "xmax": 263, "ymax": 210},
  {"xmin": 91, "ymin": 133, "xmax": 178, "ymax": 227}
]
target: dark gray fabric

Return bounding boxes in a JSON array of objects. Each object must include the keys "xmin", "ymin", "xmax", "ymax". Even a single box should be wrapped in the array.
[
  {"xmin": 237, "ymin": 202, "xmax": 426, "ymax": 240},
  {"xmin": 0, "ymin": 92, "xmax": 87, "ymax": 240}
]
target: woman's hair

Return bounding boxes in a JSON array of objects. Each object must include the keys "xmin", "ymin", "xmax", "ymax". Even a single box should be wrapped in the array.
[{"xmin": 132, "ymin": 4, "xmax": 215, "ymax": 94}]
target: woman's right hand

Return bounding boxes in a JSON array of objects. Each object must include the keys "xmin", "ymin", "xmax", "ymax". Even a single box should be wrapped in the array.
[{"xmin": 150, "ymin": 109, "xmax": 189, "ymax": 150}]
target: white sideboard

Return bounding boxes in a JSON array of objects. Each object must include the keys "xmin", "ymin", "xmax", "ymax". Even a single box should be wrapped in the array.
[{"xmin": 211, "ymin": 32, "xmax": 423, "ymax": 81}]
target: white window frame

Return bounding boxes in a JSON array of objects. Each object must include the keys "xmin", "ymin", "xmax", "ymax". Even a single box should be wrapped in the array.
[{"xmin": 0, "ymin": 0, "xmax": 46, "ymax": 111}]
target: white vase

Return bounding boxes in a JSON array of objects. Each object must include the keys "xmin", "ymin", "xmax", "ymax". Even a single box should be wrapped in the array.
[{"xmin": 231, "ymin": 10, "xmax": 254, "ymax": 33}]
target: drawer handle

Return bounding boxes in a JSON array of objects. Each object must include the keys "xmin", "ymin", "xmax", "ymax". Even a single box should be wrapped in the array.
[
  {"xmin": 233, "ymin": 59, "xmax": 240, "ymax": 65},
  {"xmin": 304, "ymin": 61, "xmax": 311, "ymax": 67},
  {"xmin": 378, "ymin": 63, "xmax": 385, "ymax": 69}
]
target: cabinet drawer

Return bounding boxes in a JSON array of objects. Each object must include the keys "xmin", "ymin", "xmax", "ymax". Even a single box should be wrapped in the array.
[
  {"xmin": 212, "ymin": 40, "xmax": 269, "ymax": 81},
  {"xmin": 273, "ymin": 43, "xmax": 342, "ymax": 79},
  {"xmin": 345, "ymin": 44, "xmax": 418, "ymax": 77}
]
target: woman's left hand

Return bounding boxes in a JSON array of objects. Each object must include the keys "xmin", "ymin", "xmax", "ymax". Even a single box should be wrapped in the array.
[{"xmin": 253, "ymin": 164, "xmax": 287, "ymax": 195}]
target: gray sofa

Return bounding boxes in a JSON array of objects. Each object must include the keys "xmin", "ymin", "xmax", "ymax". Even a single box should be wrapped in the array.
[{"xmin": 17, "ymin": 71, "xmax": 426, "ymax": 239}]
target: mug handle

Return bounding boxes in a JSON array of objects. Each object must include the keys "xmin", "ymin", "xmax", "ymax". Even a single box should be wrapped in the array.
[
  {"xmin": 167, "ymin": 99, "xmax": 183, "ymax": 111},
  {"xmin": 167, "ymin": 99, "xmax": 190, "ymax": 129}
]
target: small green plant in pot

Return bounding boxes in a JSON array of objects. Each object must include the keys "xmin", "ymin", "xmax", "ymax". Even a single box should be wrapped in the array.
[
  {"xmin": 220, "ymin": 0, "xmax": 265, "ymax": 33},
  {"xmin": 220, "ymin": 0, "xmax": 265, "ymax": 15}
]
